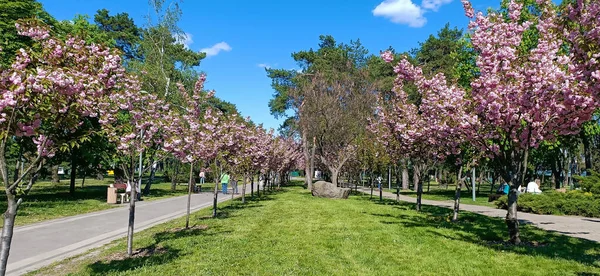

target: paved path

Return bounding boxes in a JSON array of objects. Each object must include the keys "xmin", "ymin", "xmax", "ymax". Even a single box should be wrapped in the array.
[
  {"xmin": 361, "ymin": 188, "xmax": 600, "ymax": 243},
  {"xmin": 6, "ymin": 187, "xmax": 250, "ymax": 276}
]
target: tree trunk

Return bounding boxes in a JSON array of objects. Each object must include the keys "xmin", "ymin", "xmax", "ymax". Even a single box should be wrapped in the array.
[
  {"xmin": 143, "ymin": 160, "xmax": 157, "ymax": 195},
  {"xmin": 329, "ymin": 167, "xmax": 340, "ymax": 186},
  {"xmin": 0, "ymin": 194, "xmax": 18, "ymax": 275},
  {"xmin": 416, "ymin": 172, "xmax": 423, "ymax": 212},
  {"xmin": 402, "ymin": 160, "xmax": 409, "ymax": 190},
  {"xmin": 413, "ymin": 165, "xmax": 420, "ymax": 192},
  {"xmin": 302, "ymin": 131, "xmax": 312, "ymax": 190},
  {"xmin": 171, "ymin": 161, "xmax": 180, "ymax": 191},
  {"xmin": 81, "ymin": 173, "xmax": 86, "ymax": 188},
  {"xmin": 250, "ymin": 174, "xmax": 254, "ymax": 198},
  {"xmin": 370, "ymin": 171, "xmax": 374, "ymax": 199},
  {"xmin": 242, "ymin": 174, "xmax": 247, "ymax": 204},
  {"xmin": 310, "ymin": 137, "xmax": 316, "ymax": 188},
  {"xmin": 126, "ymin": 178, "xmax": 137, "ymax": 256},
  {"xmin": 506, "ymin": 149, "xmax": 528, "ymax": 245},
  {"xmin": 582, "ymin": 132, "xmax": 592, "ymax": 171},
  {"xmin": 186, "ymin": 162, "xmax": 194, "ymax": 229},
  {"xmin": 212, "ymin": 164, "xmax": 220, "ymax": 218},
  {"xmin": 52, "ymin": 165, "xmax": 60, "ymax": 184},
  {"xmin": 452, "ymin": 167, "xmax": 463, "ymax": 222},
  {"xmin": 69, "ymin": 151, "xmax": 77, "ymax": 196}
]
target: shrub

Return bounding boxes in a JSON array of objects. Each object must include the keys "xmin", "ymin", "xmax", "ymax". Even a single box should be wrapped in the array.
[
  {"xmin": 495, "ymin": 190, "xmax": 600, "ymax": 218},
  {"xmin": 573, "ymin": 170, "xmax": 600, "ymax": 195}
]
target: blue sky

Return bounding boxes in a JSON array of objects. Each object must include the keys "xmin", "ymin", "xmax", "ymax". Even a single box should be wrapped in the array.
[{"xmin": 39, "ymin": 0, "xmax": 497, "ymax": 131}]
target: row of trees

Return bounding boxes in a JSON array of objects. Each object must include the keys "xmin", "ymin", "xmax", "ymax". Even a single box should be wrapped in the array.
[
  {"xmin": 0, "ymin": 1, "xmax": 303, "ymax": 274},
  {"xmin": 267, "ymin": 0, "xmax": 600, "ymax": 245}
]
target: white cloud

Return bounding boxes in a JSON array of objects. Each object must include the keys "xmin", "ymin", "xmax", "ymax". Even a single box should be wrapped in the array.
[
  {"xmin": 372, "ymin": 0, "xmax": 453, "ymax": 28},
  {"xmin": 421, "ymin": 0, "xmax": 452, "ymax": 11},
  {"xmin": 258, "ymin": 63, "xmax": 271, "ymax": 69},
  {"xmin": 175, "ymin": 33, "xmax": 194, "ymax": 49},
  {"xmin": 200, "ymin": 42, "xmax": 232, "ymax": 57}
]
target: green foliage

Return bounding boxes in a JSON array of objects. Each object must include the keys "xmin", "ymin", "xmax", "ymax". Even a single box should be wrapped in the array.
[
  {"xmin": 57, "ymin": 14, "xmax": 114, "ymax": 46},
  {"xmin": 0, "ymin": 0, "xmax": 57, "ymax": 67},
  {"xmin": 496, "ymin": 190, "xmax": 600, "ymax": 218},
  {"xmin": 94, "ymin": 8, "xmax": 142, "ymax": 61},
  {"xmin": 574, "ymin": 171, "xmax": 600, "ymax": 195}
]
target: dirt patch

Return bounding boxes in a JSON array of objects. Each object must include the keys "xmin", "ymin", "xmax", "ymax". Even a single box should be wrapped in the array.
[
  {"xmin": 166, "ymin": 224, "xmax": 209, "ymax": 233},
  {"xmin": 104, "ymin": 245, "xmax": 169, "ymax": 261},
  {"xmin": 485, "ymin": 240, "xmax": 548, "ymax": 248}
]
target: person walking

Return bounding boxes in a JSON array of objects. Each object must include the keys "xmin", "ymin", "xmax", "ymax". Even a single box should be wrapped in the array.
[
  {"xmin": 199, "ymin": 170, "xmax": 205, "ymax": 185},
  {"xmin": 221, "ymin": 171, "xmax": 230, "ymax": 194}
]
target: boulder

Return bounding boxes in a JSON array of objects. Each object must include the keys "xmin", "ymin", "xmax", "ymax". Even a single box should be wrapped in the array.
[{"xmin": 311, "ymin": 181, "xmax": 351, "ymax": 199}]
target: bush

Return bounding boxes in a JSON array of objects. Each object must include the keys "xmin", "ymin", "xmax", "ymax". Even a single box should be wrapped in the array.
[
  {"xmin": 495, "ymin": 190, "xmax": 600, "ymax": 218},
  {"xmin": 574, "ymin": 170, "xmax": 600, "ymax": 195}
]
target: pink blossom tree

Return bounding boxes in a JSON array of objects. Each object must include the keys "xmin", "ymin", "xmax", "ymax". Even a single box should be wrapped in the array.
[
  {"xmin": 98, "ymin": 75, "xmax": 170, "ymax": 256},
  {"xmin": 460, "ymin": 0, "xmax": 597, "ymax": 243},
  {"xmin": 162, "ymin": 75, "xmax": 219, "ymax": 228},
  {"xmin": 372, "ymin": 56, "xmax": 477, "ymax": 212},
  {"xmin": 0, "ymin": 20, "xmax": 134, "ymax": 273}
]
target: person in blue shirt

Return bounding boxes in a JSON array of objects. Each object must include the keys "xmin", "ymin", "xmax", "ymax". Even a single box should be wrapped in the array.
[{"xmin": 502, "ymin": 182, "xmax": 510, "ymax": 195}]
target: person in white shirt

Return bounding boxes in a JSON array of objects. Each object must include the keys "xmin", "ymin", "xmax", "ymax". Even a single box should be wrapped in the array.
[{"xmin": 526, "ymin": 178, "xmax": 542, "ymax": 194}]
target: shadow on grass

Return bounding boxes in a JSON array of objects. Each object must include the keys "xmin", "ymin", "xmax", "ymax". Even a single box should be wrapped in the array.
[
  {"xmin": 88, "ymin": 244, "xmax": 181, "ymax": 275},
  {"xmin": 364, "ymin": 195, "xmax": 600, "ymax": 268},
  {"xmin": 85, "ymin": 191, "xmax": 277, "ymax": 274}
]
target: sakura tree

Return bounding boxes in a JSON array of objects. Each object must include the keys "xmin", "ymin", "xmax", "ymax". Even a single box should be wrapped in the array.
[
  {"xmin": 461, "ymin": 0, "xmax": 597, "ymax": 243},
  {"xmin": 98, "ymin": 74, "xmax": 170, "ymax": 256},
  {"xmin": 0, "ymin": 20, "xmax": 134, "ymax": 273},
  {"xmin": 372, "ymin": 55, "xmax": 477, "ymax": 212},
  {"xmin": 162, "ymin": 75, "xmax": 219, "ymax": 228}
]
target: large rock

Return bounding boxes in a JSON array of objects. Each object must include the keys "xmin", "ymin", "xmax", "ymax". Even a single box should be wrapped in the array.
[{"xmin": 311, "ymin": 181, "xmax": 351, "ymax": 199}]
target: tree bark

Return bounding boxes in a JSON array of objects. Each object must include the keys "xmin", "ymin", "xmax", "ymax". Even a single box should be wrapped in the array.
[
  {"xmin": 506, "ymin": 149, "xmax": 527, "ymax": 245},
  {"xmin": 186, "ymin": 162, "xmax": 194, "ymax": 229},
  {"xmin": 242, "ymin": 174, "xmax": 247, "ymax": 204},
  {"xmin": 52, "ymin": 165, "xmax": 60, "ymax": 184},
  {"xmin": 81, "ymin": 173, "xmax": 86, "ymax": 188},
  {"xmin": 402, "ymin": 159, "xmax": 409, "ymax": 190},
  {"xmin": 170, "ymin": 161, "xmax": 180, "ymax": 191},
  {"xmin": 0, "ymin": 194, "xmax": 18, "ymax": 276},
  {"xmin": 302, "ymin": 131, "xmax": 312, "ymax": 190},
  {"xmin": 582, "ymin": 132, "xmax": 592, "ymax": 171},
  {"xmin": 69, "ymin": 150, "xmax": 77, "ymax": 196},
  {"xmin": 126, "ymin": 178, "xmax": 137, "ymax": 256},
  {"xmin": 416, "ymin": 178, "xmax": 424, "ymax": 212},
  {"xmin": 329, "ymin": 167, "xmax": 340, "ymax": 186},
  {"xmin": 413, "ymin": 164, "xmax": 420, "ymax": 192},
  {"xmin": 143, "ymin": 159, "xmax": 157, "ymax": 195},
  {"xmin": 212, "ymin": 161, "xmax": 220, "ymax": 218},
  {"xmin": 250, "ymin": 173, "xmax": 254, "ymax": 198},
  {"xmin": 452, "ymin": 167, "xmax": 463, "ymax": 222}
]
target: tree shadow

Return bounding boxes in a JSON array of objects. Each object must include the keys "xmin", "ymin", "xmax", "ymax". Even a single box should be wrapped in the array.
[
  {"xmin": 368, "ymin": 196, "xmax": 600, "ymax": 267},
  {"xmin": 87, "ymin": 244, "xmax": 181, "ymax": 275}
]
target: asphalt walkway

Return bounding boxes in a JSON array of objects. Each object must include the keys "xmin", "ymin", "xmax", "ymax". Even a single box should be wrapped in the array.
[
  {"xmin": 361, "ymin": 188, "xmax": 600, "ymax": 243},
  {"xmin": 6, "ymin": 187, "xmax": 249, "ymax": 276}
]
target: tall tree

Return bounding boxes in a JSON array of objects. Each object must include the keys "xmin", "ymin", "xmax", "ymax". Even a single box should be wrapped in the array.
[
  {"xmin": 94, "ymin": 9, "xmax": 142, "ymax": 61},
  {"xmin": 0, "ymin": 0, "xmax": 56, "ymax": 67}
]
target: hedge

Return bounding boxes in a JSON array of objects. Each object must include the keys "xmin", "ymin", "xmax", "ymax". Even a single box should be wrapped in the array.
[{"xmin": 495, "ymin": 190, "xmax": 600, "ymax": 218}]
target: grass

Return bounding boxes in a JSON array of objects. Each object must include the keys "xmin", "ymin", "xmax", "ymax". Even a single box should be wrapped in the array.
[
  {"xmin": 31, "ymin": 184, "xmax": 600, "ymax": 276},
  {"xmin": 0, "ymin": 177, "xmax": 217, "ymax": 227},
  {"xmin": 377, "ymin": 182, "xmax": 497, "ymax": 207}
]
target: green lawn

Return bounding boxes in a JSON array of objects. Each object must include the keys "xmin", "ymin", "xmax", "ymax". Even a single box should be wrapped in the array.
[
  {"xmin": 31, "ymin": 185, "xmax": 600, "ymax": 276},
  {"xmin": 1, "ymin": 177, "xmax": 216, "ymax": 227},
  {"xmin": 372, "ymin": 180, "xmax": 498, "ymax": 207}
]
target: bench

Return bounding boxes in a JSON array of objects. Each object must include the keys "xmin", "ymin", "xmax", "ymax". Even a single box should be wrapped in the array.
[{"xmin": 114, "ymin": 183, "xmax": 129, "ymax": 204}]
